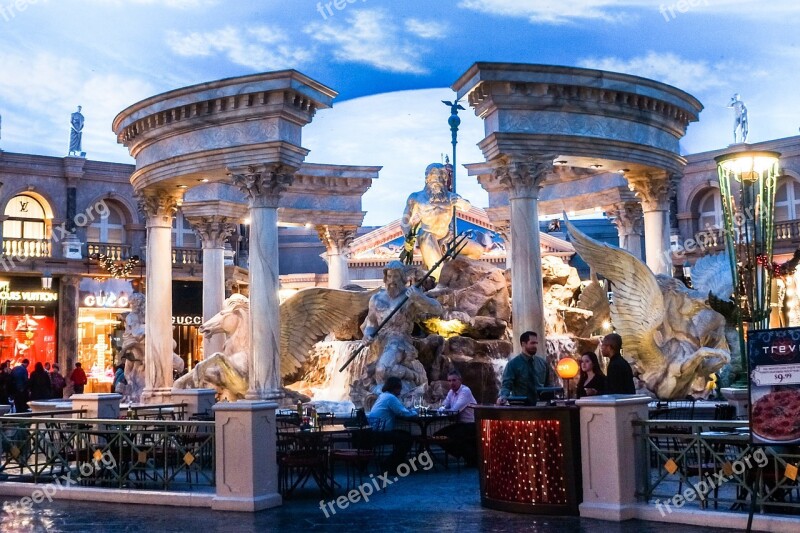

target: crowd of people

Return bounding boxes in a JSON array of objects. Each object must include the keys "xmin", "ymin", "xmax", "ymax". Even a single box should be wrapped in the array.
[{"xmin": 0, "ymin": 359, "xmax": 87, "ymax": 412}]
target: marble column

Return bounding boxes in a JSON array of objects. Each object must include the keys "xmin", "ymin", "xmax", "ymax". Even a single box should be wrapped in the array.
[
  {"xmin": 189, "ymin": 216, "xmax": 238, "ymax": 357},
  {"xmin": 231, "ymin": 165, "xmax": 294, "ymax": 400},
  {"xmin": 137, "ymin": 190, "xmax": 179, "ymax": 403},
  {"xmin": 317, "ymin": 224, "xmax": 357, "ymax": 289},
  {"xmin": 605, "ymin": 201, "xmax": 644, "ymax": 261},
  {"xmin": 57, "ymin": 275, "xmax": 81, "ymax": 376},
  {"xmin": 627, "ymin": 173, "xmax": 672, "ymax": 275},
  {"xmin": 493, "ymin": 155, "xmax": 552, "ymax": 352}
]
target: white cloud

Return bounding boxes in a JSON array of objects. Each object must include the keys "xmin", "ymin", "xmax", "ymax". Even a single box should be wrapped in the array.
[
  {"xmin": 577, "ymin": 51, "xmax": 733, "ymax": 93},
  {"xmin": 303, "ymin": 88, "xmax": 488, "ymax": 226},
  {"xmin": 458, "ymin": 0, "xmax": 800, "ymax": 24},
  {"xmin": 404, "ymin": 19, "xmax": 445, "ymax": 40},
  {"xmin": 306, "ymin": 10, "xmax": 431, "ymax": 74},
  {"xmin": 166, "ymin": 26, "xmax": 312, "ymax": 71},
  {"xmin": 93, "ymin": 0, "xmax": 218, "ymax": 8}
]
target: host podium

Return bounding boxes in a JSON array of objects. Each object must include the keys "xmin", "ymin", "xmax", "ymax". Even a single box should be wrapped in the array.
[{"xmin": 474, "ymin": 405, "xmax": 582, "ymax": 515}]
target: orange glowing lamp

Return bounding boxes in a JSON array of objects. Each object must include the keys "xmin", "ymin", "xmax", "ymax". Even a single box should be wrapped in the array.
[
  {"xmin": 556, "ymin": 358, "xmax": 579, "ymax": 380},
  {"xmin": 556, "ymin": 357, "xmax": 580, "ymax": 400}
]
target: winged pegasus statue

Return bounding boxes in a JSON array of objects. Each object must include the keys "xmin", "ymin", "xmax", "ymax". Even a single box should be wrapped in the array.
[{"xmin": 565, "ymin": 217, "xmax": 730, "ymax": 399}]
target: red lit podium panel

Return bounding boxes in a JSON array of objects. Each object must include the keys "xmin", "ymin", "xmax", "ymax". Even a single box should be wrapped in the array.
[{"xmin": 474, "ymin": 406, "xmax": 582, "ymax": 515}]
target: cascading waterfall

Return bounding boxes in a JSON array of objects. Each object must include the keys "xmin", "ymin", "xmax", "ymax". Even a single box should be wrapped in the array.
[{"xmin": 308, "ymin": 340, "xmax": 365, "ymax": 414}]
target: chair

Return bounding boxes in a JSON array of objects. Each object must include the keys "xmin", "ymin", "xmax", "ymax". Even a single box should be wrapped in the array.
[
  {"xmin": 330, "ymin": 427, "xmax": 376, "ymax": 492},
  {"xmin": 277, "ymin": 429, "xmax": 332, "ymax": 498}
]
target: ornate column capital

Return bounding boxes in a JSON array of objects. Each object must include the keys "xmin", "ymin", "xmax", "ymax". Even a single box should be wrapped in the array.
[
  {"xmin": 491, "ymin": 154, "xmax": 555, "ymax": 200},
  {"xmin": 491, "ymin": 220, "xmax": 511, "ymax": 244},
  {"xmin": 229, "ymin": 163, "xmax": 296, "ymax": 208},
  {"xmin": 186, "ymin": 215, "xmax": 238, "ymax": 249},
  {"xmin": 136, "ymin": 189, "xmax": 180, "ymax": 227},
  {"xmin": 626, "ymin": 171, "xmax": 672, "ymax": 212},
  {"xmin": 605, "ymin": 201, "xmax": 644, "ymax": 237},
  {"xmin": 316, "ymin": 224, "xmax": 358, "ymax": 256}
]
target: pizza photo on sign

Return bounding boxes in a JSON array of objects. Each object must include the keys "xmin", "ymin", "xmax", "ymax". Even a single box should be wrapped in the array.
[{"xmin": 751, "ymin": 387, "xmax": 800, "ymax": 443}]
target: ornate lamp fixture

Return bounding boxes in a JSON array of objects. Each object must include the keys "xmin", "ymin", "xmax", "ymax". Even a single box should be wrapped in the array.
[{"xmin": 714, "ymin": 150, "xmax": 780, "ymax": 379}]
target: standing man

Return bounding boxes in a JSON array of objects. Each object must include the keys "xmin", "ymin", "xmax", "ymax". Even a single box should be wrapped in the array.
[
  {"xmin": 70, "ymin": 362, "xmax": 88, "ymax": 395},
  {"xmin": 9, "ymin": 359, "xmax": 30, "ymax": 412},
  {"xmin": 601, "ymin": 333, "xmax": 636, "ymax": 394},
  {"xmin": 497, "ymin": 331, "xmax": 553, "ymax": 405}
]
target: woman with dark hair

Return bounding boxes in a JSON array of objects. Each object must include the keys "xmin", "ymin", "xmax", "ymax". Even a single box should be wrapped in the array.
[
  {"xmin": 29, "ymin": 362, "xmax": 53, "ymax": 401},
  {"xmin": 367, "ymin": 376, "xmax": 416, "ymax": 471},
  {"xmin": 577, "ymin": 351, "xmax": 606, "ymax": 398}
]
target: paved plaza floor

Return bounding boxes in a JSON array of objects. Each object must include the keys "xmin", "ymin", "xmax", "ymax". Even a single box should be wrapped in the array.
[{"xmin": 0, "ymin": 466, "xmax": 750, "ymax": 533}]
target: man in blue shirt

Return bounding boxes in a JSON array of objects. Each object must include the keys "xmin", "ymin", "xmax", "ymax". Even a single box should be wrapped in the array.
[
  {"xmin": 367, "ymin": 377, "xmax": 416, "ymax": 471},
  {"xmin": 497, "ymin": 331, "xmax": 552, "ymax": 405}
]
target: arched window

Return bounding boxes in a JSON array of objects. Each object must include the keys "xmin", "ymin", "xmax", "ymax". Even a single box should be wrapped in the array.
[
  {"xmin": 86, "ymin": 202, "xmax": 126, "ymax": 244},
  {"xmin": 172, "ymin": 211, "xmax": 198, "ymax": 248},
  {"xmin": 697, "ymin": 189, "xmax": 723, "ymax": 231},
  {"xmin": 774, "ymin": 177, "xmax": 800, "ymax": 222},
  {"xmin": 3, "ymin": 194, "xmax": 49, "ymax": 257}
]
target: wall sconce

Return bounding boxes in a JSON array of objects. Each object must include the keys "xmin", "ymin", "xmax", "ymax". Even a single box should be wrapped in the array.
[{"xmin": 41, "ymin": 271, "xmax": 53, "ymax": 290}]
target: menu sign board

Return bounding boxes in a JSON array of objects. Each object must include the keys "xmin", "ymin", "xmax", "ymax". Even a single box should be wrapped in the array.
[{"xmin": 747, "ymin": 327, "xmax": 800, "ymax": 445}]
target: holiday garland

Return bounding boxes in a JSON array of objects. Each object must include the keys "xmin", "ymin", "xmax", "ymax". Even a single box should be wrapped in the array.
[{"xmin": 91, "ymin": 253, "xmax": 140, "ymax": 278}]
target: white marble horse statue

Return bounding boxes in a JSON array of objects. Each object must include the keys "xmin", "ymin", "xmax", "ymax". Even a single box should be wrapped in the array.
[{"xmin": 173, "ymin": 294, "xmax": 250, "ymax": 401}]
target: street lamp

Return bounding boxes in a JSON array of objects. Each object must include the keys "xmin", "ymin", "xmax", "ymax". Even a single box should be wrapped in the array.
[
  {"xmin": 41, "ymin": 271, "xmax": 53, "ymax": 290},
  {"xmin": 714, "ymin": 150, "xmax": 780, "ymax": 382}
]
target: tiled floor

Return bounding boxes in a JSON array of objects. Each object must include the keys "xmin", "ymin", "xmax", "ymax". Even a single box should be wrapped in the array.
[{"xmin": 0, "ymin": 467, "xmax": 749, "ymax": 532}]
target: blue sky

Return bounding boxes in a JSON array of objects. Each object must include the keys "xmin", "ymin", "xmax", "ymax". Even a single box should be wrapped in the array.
[{"xmin": 1, "ymin": 0, "xmax": 799, "ymax": 224}]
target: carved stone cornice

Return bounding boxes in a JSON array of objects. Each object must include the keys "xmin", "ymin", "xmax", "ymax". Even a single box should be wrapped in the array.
[
  {"xmin": 186, "ymin": 215, "xmax": 238, "ymax": 249},
  {"xmin": 605, "ymin": 201, "xmax": 644, "ymax": 237},
  {"xmin": 136, "ymin": 189, "xmax": 180, "ymax": 225},
  {"xmin": 317, "ymin": 224, "xmax": 358, "ymax": 256},
  {"xmin": 626, "ymin": 171, "xmax": 671, "ymax": 212},
  {"xmin": 230, "ymin": 164, "xmax": 295, "ymax": 208},
  {"xmin": 491, "ymin": 154, "xmax": 555, "ymax": 200}
]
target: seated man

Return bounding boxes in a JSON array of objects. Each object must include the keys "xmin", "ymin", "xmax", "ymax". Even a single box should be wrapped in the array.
[
  {"xmin": 434, "ymin": 370, "xmax": 478, "ymax": 466},
  {"xmin": 367, "ymin": 376, "xmax": 416, "ymax": 472}
]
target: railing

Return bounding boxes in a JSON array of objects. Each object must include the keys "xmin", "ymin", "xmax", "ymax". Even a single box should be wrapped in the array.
[
  {"xmin": 173, "ymin": 247, "xmax": 202, "ymax": 266},
  {"xmin": 0, "ymin": 415, "xmax": 215, "ymax": 490},
  {"xmin": 2, "ymin": 237, "xmax": 50, "ymax": 258},
  {"xmin": 634, "ymin": 419, "xmax": 800, "ymax": 514},
  {"xmin": 86, "ymin": 242, "xmax": 132, "ymax": 261},
  {"xmin": 775, "ymin": 220, "xmax": 800, "ymax": 241},
  {"xmin": 123, "ymin": 403, "xmax": 188, "ymax": 421}
]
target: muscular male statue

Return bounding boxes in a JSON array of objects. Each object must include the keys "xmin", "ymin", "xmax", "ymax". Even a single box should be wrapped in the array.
[
  {"xmin": 361, "ymin": 261, "xmax": 443, "ymax": 396},
  {"xmin": 401, "ymin": 163, "xmax": 484, "ymax": 280}
]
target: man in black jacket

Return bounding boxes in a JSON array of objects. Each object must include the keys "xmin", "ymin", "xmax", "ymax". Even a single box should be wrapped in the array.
[
  {"xmin": 601, "ymin": 333, "xmax": 636, "ymax": 395},
  {"xmin": 9, "ymin": 359, "xmax": 30, "ymax": 412}
]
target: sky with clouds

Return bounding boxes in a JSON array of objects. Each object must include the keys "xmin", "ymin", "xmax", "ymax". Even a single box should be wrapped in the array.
[{"xmin": 0, "ymin": 0, "xmax": 798, "ymax": 225}]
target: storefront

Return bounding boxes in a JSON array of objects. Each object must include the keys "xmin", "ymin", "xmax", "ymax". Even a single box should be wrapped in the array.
[
  {"xmin": 0, "ymin": 276, "xmax": 59, "ymax": 368},
  {"xmin": 172, "ymin": 281, "xmax": 204, "ymax": 371},
  {"xmin": 77, "ymin": 278, "xmax": 131, "ymax": 390}
]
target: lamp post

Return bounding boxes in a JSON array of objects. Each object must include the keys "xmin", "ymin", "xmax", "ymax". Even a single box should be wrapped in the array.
[
  {"xmin": 556, "ymin": 357, "xmax": 580, "ymax": 400},
  {"xmin": 714, "ymin": 150, "xmax": 780, "ymax": 384}
]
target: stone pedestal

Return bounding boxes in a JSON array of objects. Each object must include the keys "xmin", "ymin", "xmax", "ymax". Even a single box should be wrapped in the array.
[
  {"xmin": 61, "ymin": 233, "xmax": 83, "ymax": 259},
  {"xmin": 30, "ymin": 401, "xmax": 74, "ymax": 414},
  {"xmin": 70, "ymin": 393, "xmax": 123, "ymax": 419},
  {"xmin": 212, "ymin": 401, "xmax": 281, "ymax": 512},
  {"xmin": 172, "ymin": 388, "xmax": 217, "ymax": 418},
  {"xmin": 720, "ymin": 387, "xmax": 750, "ymax": 419},
  {"xmin": 575, "ymin": 394, "xmax": 652, "ymax": 521}
]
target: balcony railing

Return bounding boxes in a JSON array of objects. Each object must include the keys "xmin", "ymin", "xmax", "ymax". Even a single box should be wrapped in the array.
[
  {"xmin": 173, "ymin": 247, "xmax": 202, "ymax": 266},
  {"xmin": 2, "ymin": 237, "xmax": 50, "ymax": 258},
  {"xmin": 86, "ymin": 242, "xmax": 132, "ymax": 260}
]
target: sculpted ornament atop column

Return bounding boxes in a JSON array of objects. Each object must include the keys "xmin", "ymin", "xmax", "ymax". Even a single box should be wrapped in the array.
[
  {"xmin": 492, "ymin": 155, "xmax": 555, "ymax": 200},
  {"xmin": 136, "ymin": 189, "xmax": 180, "ymax": 224},
  {"xmin": 606, "ymin": 201, "xmax": 644, "ymax": 238},
  {"xmin": 317, "ymin": 224, "xmax": 357, "ymax": 256},
  {"xmin": 230, "ymin": 164, "xmax": 295, "ymax": 208},
  {"xmin": 189, "ymin": 216, "xmax": 238, "ymax": 249},
  {"xmin": 626, "ymin": 172, "xmax": 671, "ymax": 212}
]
